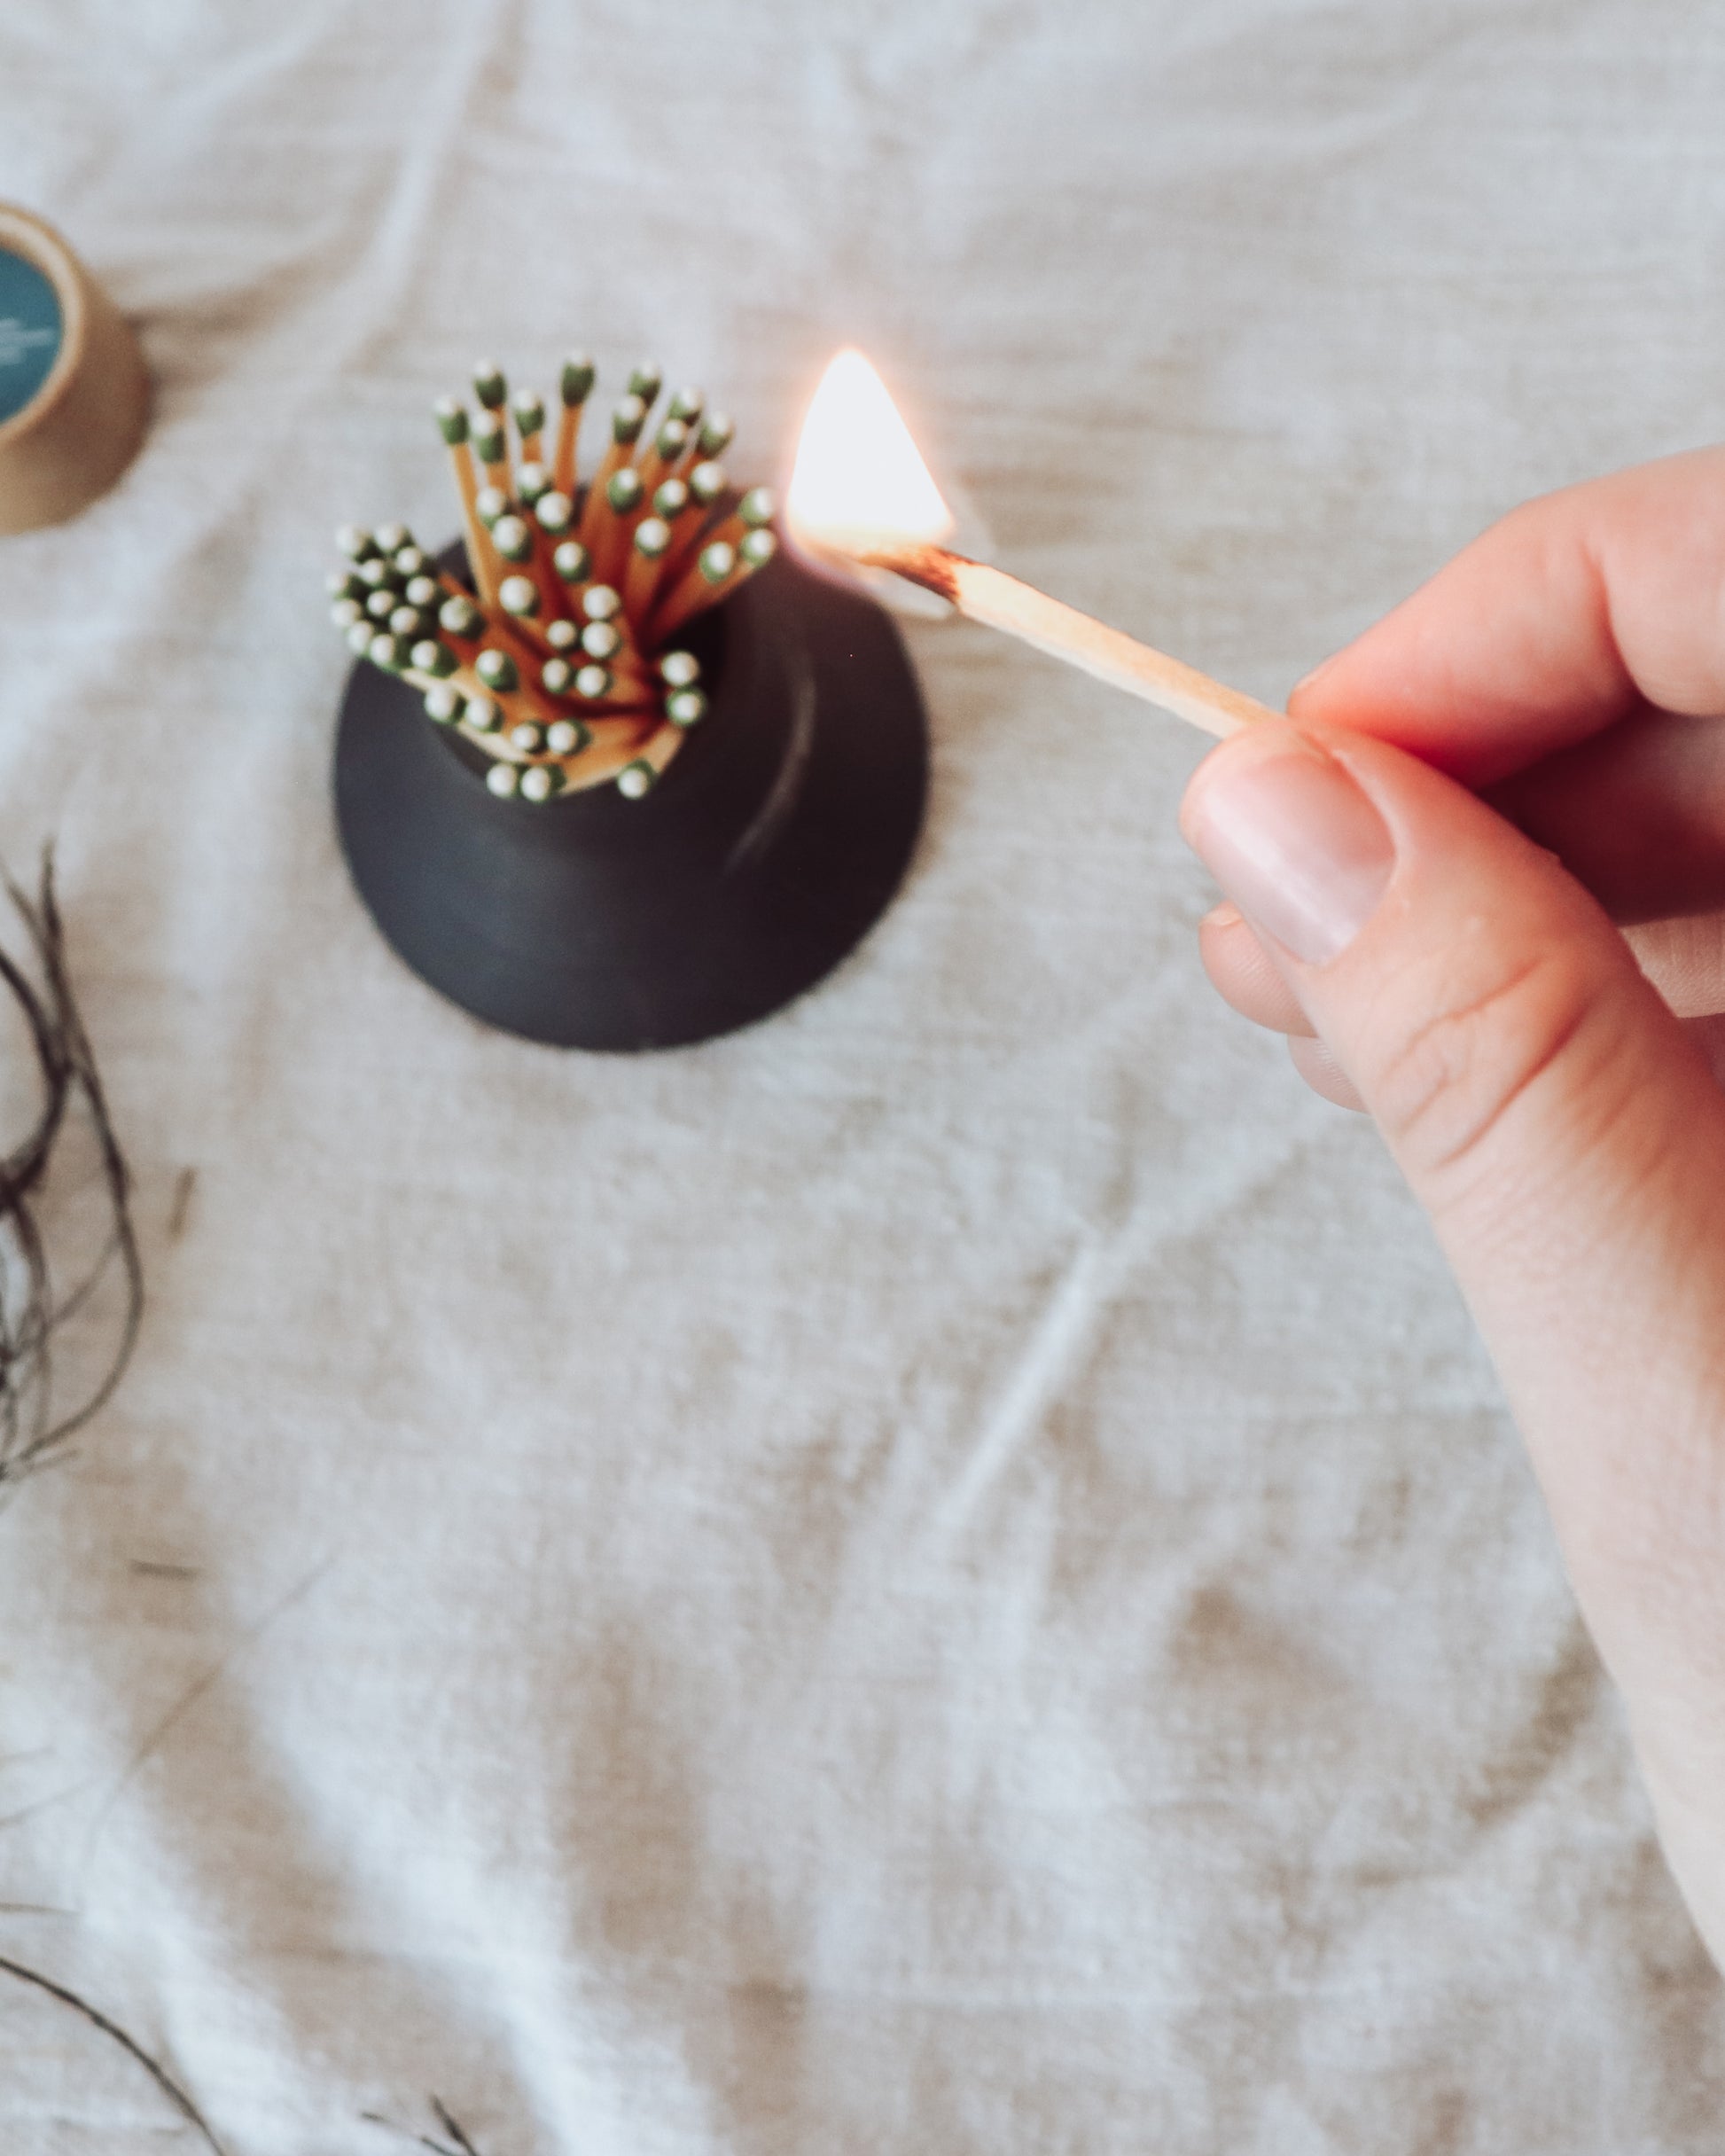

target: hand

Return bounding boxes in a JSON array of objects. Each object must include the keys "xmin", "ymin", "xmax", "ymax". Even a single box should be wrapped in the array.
[{"xmin": 1179, "ymin": 449, "xmax": 1725, "ymax": 1966}]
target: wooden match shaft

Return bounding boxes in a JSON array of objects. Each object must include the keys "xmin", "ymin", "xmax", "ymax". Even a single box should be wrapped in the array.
[{"xmin": 862, "ymin": 545, "xmax": 1281, "ymax": 740}]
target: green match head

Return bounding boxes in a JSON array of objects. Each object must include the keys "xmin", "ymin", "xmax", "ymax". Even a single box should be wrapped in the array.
[
  {"xmin": 508, "ymin": 721, "xmax": 544, "ymax": 754},
  {"xmin": 393, "ymin": 544, "xmax": 428, "ymax": 577},
  {"xmin": 475, "ymin": 648, "xmax": 519, "ymax": 692},
  {"xmin": 368, "ymin": 631, "xmax": 407, "ymax": 674},
  {"xmin": 330, "ymin": 597, "xmax": 363, "ymax": 630},
  {"xmin": 628, "ymin": 361, "xmax": 663, "ymax": 404},
  {"xmin": 659, "ymin": 650, "xmax": 700, "ymax": 688},
  {"xmin": 581, "ymin": 620, "xmax": 622, "ymax": 661},
  {"xmin": 632, "ymin": 517, "xmax": 671, "ymax": 559},
  {"xmin": 405, "ymin": 574, "xmax": 441, "ymax": 609},
  {"xmin": 688, "ymin": 458, "xmax": 725, "ymax": 505},
  {"xmin": 491, "ymin": 516, "xmax": 534, "ymax": 564},
  {"xmin": 605, "ymin": 467, "xmax": 644, "ymax": 514},
  {"xmin": 472, "ymin": 361, "xmax": 507, "ymax": 410},
  {"xmin": 546, "ymin": 717, "xmax": 589, "ymax": 755},
  {"xmin": 519, "ymin": 763, "xmax": 561, "ymax": 803},
  {"xmin": 666, "ymin": 687, "xmax": 708, "ymax": 728},
  {"xmin": 486, "ymin": 761, "xmax": 519, "ymax": 798},
  {"xmin": 560, "ymin": 352, "xmax": 596, "ymax": 406},
  {"xmin": 326, "ymin": 567, "xmax": 366, "ymax": 601},
  {"xmin": 617, "ymin": 759, "xmax": 658, "ymax": 800},
  {"xmin": 356, "ymin": 555, "xmax": 399, "ymax": 590},
  {"xmin": 653, "ymin": 477, "xmax": 690, "ymax": 519},
  {"xmin": 389, "ymin": 603, "xmax": 431, "ymax": 639},
  {"xmin": 698, "ymin": 540, "xmax": 738, "ymax": 586},
  {"xmin": 652, "ymin": 418, "xmax": 689, "ymax": 463},
  {"xmin": 499, "ymin": 574, "xmax": 541, "ymax": 616},
  {"xmin": 610, "ymin": 394, "xmax": 648, "ymax": 445},
  {"xmin": 535, "ymin": 490, "xmax": 574, "ymax": 534},
  {"xmin": 375, "ymin": 522, "xmax": 412, "ymax": 554},
  {"xmin": 740, "ymin": 528, "xmax": 778, "ymax": 569},
  {"xmin": 439, "ymin": 594, "xmax": 482, "ymax": 639},
  {"xmin": 424, "ymin": 684, "xmax": 463, "ymax": 724},
  {"xmin": 516, "ymin": 461, "xmax": 549, "ymax": 505},
  {"xmin": 336, "ymin": 523, "xmax": 379, "ymax": 562},
  {"xmin": 697, "ymin": 411, "xmax": 734, "ymax": 458},
  {"xmin": 582, "ymin": 583, "xmax": 621, "ymax": 621},
  {"xmin": 553, "ymin": 539, "xmax": 592, "ymax": 585},
  {"xmin": 472, "ymin": 418, "xmax": 507, "ymax": 469},
  {"xmin": 365, "ymin": 590, "xmax": 397, "ymax": 621},
  {"xmin": 410, "ymin": 638, "xmax": 458, "ymax": 678},
  {"xmin": 464, "ymin": 694, "xmax": 501, "ymax": 733},
  {"xmin": 475, "ymin": 485, "xmax": 510, "ymax": 528},
  {"xmin": 542, "ymin": 657, "xmax": 574, "ymax": 696},
  {"xmin": 574, "ymin": 663, "xmax": 613, "ymax": 699},
  {"xmin": 738, "ymin": 487, "xmax": 775, "ymax": 528},
  {"xmin": 512, "ymin": 390, "xmax": 545, "ymax": 437},
  {"xmin": 667, "ymin": 385, "xmax": 704, "ymax": 426},
  {"xmin": 434, "ymin": 396, "xmax": 469, "ymax": 446}
]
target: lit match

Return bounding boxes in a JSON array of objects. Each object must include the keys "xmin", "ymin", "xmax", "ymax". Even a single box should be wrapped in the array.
[{"xmin": 785, "ymin": 349, "xmax": 1280, "ymax": 741}]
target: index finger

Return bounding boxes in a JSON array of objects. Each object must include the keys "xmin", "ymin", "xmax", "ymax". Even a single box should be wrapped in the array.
[{"xmin": 1291, "ymin": 447, "xmax": 1725, "ymax": 786}]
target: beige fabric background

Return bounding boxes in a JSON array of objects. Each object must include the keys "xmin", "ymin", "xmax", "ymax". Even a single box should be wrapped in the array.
[{"xmin": 2, "ymin": 2, "xmax": 1723, "ymax": 2149}]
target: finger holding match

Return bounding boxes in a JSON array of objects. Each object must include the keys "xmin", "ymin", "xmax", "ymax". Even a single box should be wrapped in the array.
[{"xmin": 553, "ymin": 351, "xmax": 595, "ymax": 496}]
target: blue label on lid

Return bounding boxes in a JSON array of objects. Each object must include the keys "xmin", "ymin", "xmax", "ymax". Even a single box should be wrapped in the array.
[{"xmin": 0, "ymin": 248, "xmax": 63, "ymax": 424}]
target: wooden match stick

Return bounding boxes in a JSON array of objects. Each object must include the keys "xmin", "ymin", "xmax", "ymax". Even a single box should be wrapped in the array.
[
  {"xmin": 851, "ymin": 543, "xmax": 1280, "ymax": 739},
  {"xmin": 552, "ymin": 353, "xmax": 595, "ymax": 497}
]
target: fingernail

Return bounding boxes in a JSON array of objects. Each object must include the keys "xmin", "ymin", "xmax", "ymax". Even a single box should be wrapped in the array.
[
  {"xmin": 1291, "ymin": 651, "xmax": 1341, "ymax": 703},
  {"xmin": 1182, "ymin": 732, "xmax": 1394, "ymax": 965}
]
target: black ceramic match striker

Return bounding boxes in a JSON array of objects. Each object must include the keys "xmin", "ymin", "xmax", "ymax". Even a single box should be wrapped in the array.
[{"xmin": 333, "ymin": 546, "xmax": 929, "ymax": 1051}]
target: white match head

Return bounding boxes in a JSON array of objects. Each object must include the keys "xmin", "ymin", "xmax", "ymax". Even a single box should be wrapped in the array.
[{"xmin": 486, "ymin": 761, "xmax": 519, "ymax": 798}]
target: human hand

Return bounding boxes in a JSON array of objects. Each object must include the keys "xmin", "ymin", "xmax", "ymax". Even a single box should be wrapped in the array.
[{"xmin": 1179, "ymin": 449, "xmax": 1725, "ymax": 1966}]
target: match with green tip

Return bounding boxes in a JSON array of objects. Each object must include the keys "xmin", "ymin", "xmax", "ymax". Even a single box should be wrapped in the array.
[
  {"xmin": 668, "ymin": 385, "xmax": 704, "ymax": 426},
  {"xmin": 652, "ymin": 418, "xmax": 689, "ymax": 463},
  {"xmin": 697, "ymin": 412, "xmax": 734, "ymax": 457},
  {"xmin": 553, "ymin": 539, "xmax": 592, "ymax": 584},
  {"xmin": 617, "ymin": 760, "xmax": 657, "ymax": 800},
  {"xmin": 582, "ymin": 584, "xmax": 621, "ymax": 621},
  {"xmin": 365, "ymin": 590, "xmax": 396, "ymax": 621},
  {"xmin": 516, "ymin": 461, "xmax": 549, "ymax": 505},
  {"xmin": 486, "ymin": 762, "xmax": 519, "ymax": 798},
  {"xmin": 473, "ymin": 412, "xmax": 507, "ymax": 465},
  {"xmin": 424, "ymin": 684, "xmax": 462, "ymax": 724},
  {"xmin": 660, "ymin": 650, "xmax": 700, "ymax": 688},
  {"xmin": 628, "ymin": 362, "xmax": 663, "ymax": 404},
  {"xmin": 369, "ymin": 632, "xmax": 407, "ymax": 673},
  {"xmin": 605, "ymin": 468, "xmax": 644, "ymax": 515},
  {"xmin": 357, "ymin": 557, "xmax": 399, "ymax": 590},
  {"xmin": 688, "ymin": 459, "xmax": 725, "ymax": 505},
  {"xmin": 440, "ymin": 595, "xmax": 482, "ymax": 639},
  {"xmin": 581, "ymin": 621, "xmax": 622, "ymax": 661},
  {"xmin": 434, "ymin": 396, "xmax": 469, "ymax": 445},
  {"xmin": 738, "ymin": 488, "xmax": 775, "ymax": 528},
  {"xmin": 331, "ymin": 598, "xmax": 363, "ymax": 630},
  {"xmin": 476, "ymin": 486, "xmax": 510, "ymax": 528},
  {"xmin": 633, "ymin": 517, "xmax": 671, "ymax": 559},
  {"xmin": 542, "ymin": 657, "xmax": 574, "ymax": 696},
  {"xmin": 492, "ymin": 516, "xmax": 534, "ymax": 564},
  {"xmin": 393, "ymin": 546, "xmax": 428, "ymax": 579},
  {"xmin": 327, "ymin": 568, "xmax": 366, "ymax": 601},
  {"xmin": 389, "ymin": 604, "xmax": 432, "ymax": 639},
  {"xmin": 405, "ymin": 575, "xmax": 440, "ymax": 609},
  {"xmin": 535, "ymin": 491, "xmax": 574, "ymax": 534},
  {"xmin": 336, "ymin": 524, "xmax": 379, "ymax": 561},
  {"xmin": 698, "ymin": 541, "xmax": 737, "ymax": 585},
  {"xmin": 666, "ymin": 688, "xmax": 707, "ymax": 728},
  {"xmin": 346, "ymin": 621, "xmax": 374, "ymax": 655},
  {"xmin": 512, "ymin": 391, "xmax": 545, "ymax": 435},
  {"xmin": 610, "ymin": 394, "xmax": 648, "ymax": 444},
  {"xmin": 509, "ymin": 721, "xmax": 544, "ymax": 754},
  {"xmin": 472, "ymin": 362, "xmax": 507, "ymax": 410},
  {"xmin": 545, "ymin": 618, "xmax": 578, "ymax": 650},
  {"xmin": 740, "ymin": 528, "xmax": 777, "ymax": 568},
  {"xmin": 561, "ymin": 353, "xmax": 596, "ymax": 405},
  {"xmin": 546, "ymin": 718, "xmax": 589, "ymax": 755},
  {"xmin": 476, "ymin": 649, "xmax": 519, "ymax": 692},
  {"xmin": 376, "ymin": 523, "xmax": 412, "ymax": 554},
  {"xmin": 653, "ymin": 478, "xmax": 689, "ymax": 519},
  {"xmin": 411, "ymin": 639, "xmax": 458, "ymax": 678},
  {"xmin": 499, "ymin": 574, "xmax": 541, "ymax": 617},
  {"xmin": 519, "ymin": 764, "xmax": 560, "ymax": 803},
  {"xmin": 574, "ymin": 664, "xmax": 613, "ymax": 699},
  {"xmin": 464, "ymin": 696, "xmax": 501, "ymax": 733}
]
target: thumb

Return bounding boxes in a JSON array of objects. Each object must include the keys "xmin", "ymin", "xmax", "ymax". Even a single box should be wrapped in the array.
[{"xmin": 1181, "ymin": 720, "xmax": 1725, "ymax": 1853}]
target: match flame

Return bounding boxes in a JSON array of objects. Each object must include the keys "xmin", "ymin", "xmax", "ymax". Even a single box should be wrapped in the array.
[{"xmin": 787, "ymin": 349, "xmax": 955, "ymax": 558}]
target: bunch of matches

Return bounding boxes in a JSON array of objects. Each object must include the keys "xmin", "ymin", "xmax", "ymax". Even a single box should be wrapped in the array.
[{"xmin": 326, "ymin": 355, "xmax": 777, "ymax": 802}]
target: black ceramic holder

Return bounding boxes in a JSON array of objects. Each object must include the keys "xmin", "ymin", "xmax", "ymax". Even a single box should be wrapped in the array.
[{"xmin": 333, "ymin": 547, "xmax": 928, "ymax": 1051}]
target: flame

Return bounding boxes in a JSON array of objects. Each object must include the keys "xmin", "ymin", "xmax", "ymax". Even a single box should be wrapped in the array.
[{"xmin": 786, "ymin": 349, "xmax": 955, "ymax": 557}]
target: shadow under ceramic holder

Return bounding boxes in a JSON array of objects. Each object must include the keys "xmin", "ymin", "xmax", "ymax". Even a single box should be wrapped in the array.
[{"xmin": 333, "ymin": 546, "xmax": 929, "ymax": 1051}]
